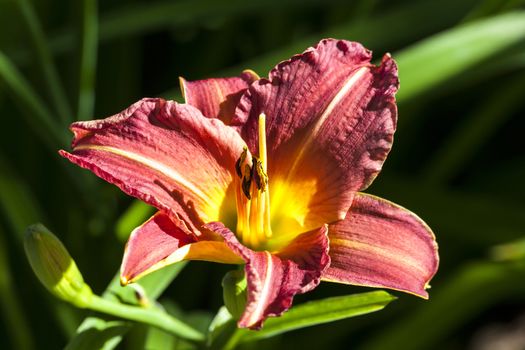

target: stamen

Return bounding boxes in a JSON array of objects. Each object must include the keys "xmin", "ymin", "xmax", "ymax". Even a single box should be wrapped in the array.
[
  {"xmin": 258, "ymin": 113, "xmax": 267, "ymax": 172},
  {"xmin": 258, "ymin": 113, "xmax": 272, "ymax": 239},
  {"xmin": 241, "ymin": 164, "xmax": 253, "ymax": 199},
  {"xmin": 234, "ymin": 113, "xmax": 273, "ymax": 249},
  {"xmin": 235, "ymin": 147, "xmax": 248, "ymax": 178}
]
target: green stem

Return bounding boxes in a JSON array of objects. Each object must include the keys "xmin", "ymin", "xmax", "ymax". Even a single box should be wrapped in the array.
[
  {"xmin": 14, "ymin": 0, "xmax": 73, "ymax": 124},
  {"xmin": 88, "ymin": 295, "xmax": 205, "ymax": 342},
  {"xmin": 222, "ymin": 328, "xmax": 244, "ymax": 350}
]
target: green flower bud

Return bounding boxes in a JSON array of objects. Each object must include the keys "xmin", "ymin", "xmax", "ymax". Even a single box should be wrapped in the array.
[
  {"xmin": 24, "ymin": 224, "xmax": 93, "ymax": 308},
  {"xmin": 221, "ymin": 270, "xmax": 247, "ymax": 319}
]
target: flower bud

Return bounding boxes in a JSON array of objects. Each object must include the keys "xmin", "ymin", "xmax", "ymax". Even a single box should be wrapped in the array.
[
  {"xmin": 221, "ymin": 270, "xmax": 247, "ymax": 319},
  {"xmin": 24, "ymin": 224, "xmax": 93, "ymax": 308}
]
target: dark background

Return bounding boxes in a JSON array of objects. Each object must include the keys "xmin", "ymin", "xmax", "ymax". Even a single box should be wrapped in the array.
[{"xmin": 1, "ymin": 0, "xmax": 524, "ymax": 349}]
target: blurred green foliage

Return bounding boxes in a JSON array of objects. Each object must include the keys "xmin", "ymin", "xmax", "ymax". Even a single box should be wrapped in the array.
[{"xmin": 1, "ymin": 0, "xmax": 524, "ymax": 349}]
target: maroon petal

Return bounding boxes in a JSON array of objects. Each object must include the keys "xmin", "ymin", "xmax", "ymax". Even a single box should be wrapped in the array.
[
  {"xmin": 60, "ymin": 98, "xmax": 245, "ymax": 235},
  {"xmin": 235, "ymin": 39, "xmax": 398, "ymax": 228},
  {"xmin": 180, "ymin": 70, "xmax": 258, "ymax": 124},
  {"xmin": 121, "ymin": 212, "xmax": 242, "ymax": 283},
  {"xmin": 206, "ymin": 222, "xmax": 330, "ymax": 329},
  {"xmin": 323, "ymin": 193, "xmax": 439, "ymax": 298}
]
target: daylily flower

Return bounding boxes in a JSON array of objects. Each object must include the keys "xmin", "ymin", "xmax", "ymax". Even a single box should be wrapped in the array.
[{"xmin": 60, "ymin": 39, "xmax": 439, "ymax": 329}]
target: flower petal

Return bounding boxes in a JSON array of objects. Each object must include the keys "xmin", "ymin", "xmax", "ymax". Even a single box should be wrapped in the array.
[
  {"xmin": 60, "ymin": 98, "xmax": 245, "ymax": 235},
  {"xmin": 322, "ymin": 192, "xmax": 439, "ymax": 298},
  {"xmin": 235, "ymin": 39, "xmax": 398, "ymax": 232},
  {"xmin": 180, "ymin": 70, "xmax": 259, "ymax": 124},
  {"xmin": 206, "ymin": 222, "xmax": 330, "ymax": 329},
  {"xmin": 121, "ymin": 212, "xmax": 243, "ymax": 284}
]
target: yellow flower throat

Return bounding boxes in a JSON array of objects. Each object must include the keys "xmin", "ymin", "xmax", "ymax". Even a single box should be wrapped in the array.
[{"xmin": 234, "ymin": 114, "xmax": 273, "ymax": 250}]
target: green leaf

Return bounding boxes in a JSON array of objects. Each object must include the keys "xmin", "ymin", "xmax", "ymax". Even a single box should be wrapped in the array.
[
  {"xmin": 359, "ymin": 262, "xmax": 525, "ymax": 350},
  {"xmin": 240, "ymin": 291, "xmax": 396, "ymax": 342},
  {"xmin": 0, "ymin": 154, "xmax": 44, "ymax": 236},
  {"xmin": 64, "ymin": 318, "xmax": 129, "ymax": 350},
  {"xmin": 492, "ymin": 237, "xmax": 525, "ymax": 261},
  {"xmin": 143, "ymin": 326, "xmax": 176, "ymax": 350},
  {"xmin": 162, "ymin": 0, "xmax": 478, "ymax": 98},
  {"xmin": 66, "ymin": 262, "xmax": 188, "ymax": 349},
  {"xmin": 396, "ymin": 11, "xmax": 525, "ymax": 102},
  {"xmin": 9, "ymin": 0, "xmax": 347, "ymax": 65},
  {"xmin": 207, "ymin": 306, "xmax": 234, "ymax": 347}
]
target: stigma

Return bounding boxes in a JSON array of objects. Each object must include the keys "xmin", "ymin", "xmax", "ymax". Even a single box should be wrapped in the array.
[{"xmin": 235, "ymin": 113, "xmax": 272, "ymax": 250}]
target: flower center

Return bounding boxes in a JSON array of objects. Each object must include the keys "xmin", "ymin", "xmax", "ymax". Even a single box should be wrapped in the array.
[{"xmin": 234, "ymin": 113, "xmax": 273, "ymax": 250}]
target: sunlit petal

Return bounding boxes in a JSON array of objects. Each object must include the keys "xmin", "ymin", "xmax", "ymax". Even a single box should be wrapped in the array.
[
  {"xmin": 180, "ymin": 70, "xmax": 259, "ymax": 124},
  {"xmin": 121, "ymin": 212, "xmax": 243, "ymax": 284},
  {"xmin": 60, "ymin": 98, "xmax": 243, "ymax": 234},
  {"xmin": 235, "ymin": 39, "xmax": 398, "ymax": 236},
  {"xmin": 206, "ymin": 221, "xmax": 329, "ymax": 329},
  {"xmin": 323, "ymin": 192, "xmax": 439, "ymax": 298}
]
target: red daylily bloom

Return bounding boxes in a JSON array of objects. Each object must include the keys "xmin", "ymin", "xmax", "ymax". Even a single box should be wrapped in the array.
[{"xmin": 60, "ymin": 39, "xmax": 439, "ymax": 329}]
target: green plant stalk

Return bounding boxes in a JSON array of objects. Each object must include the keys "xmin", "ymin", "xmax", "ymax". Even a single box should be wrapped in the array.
[
  {"xmin": 77, "ymin": 0, "xmax": 98, "ymax": 121},
  {"xmin": 0, "ymin": 51, "xmax": 68, "ymax": 148},
  {"xmin": 14, "ymin": 0, "xmax": 73, "ymax": 124},
  {"xmin": 87, "ymin": 295, "xmax": 205, "ymax": 342}
]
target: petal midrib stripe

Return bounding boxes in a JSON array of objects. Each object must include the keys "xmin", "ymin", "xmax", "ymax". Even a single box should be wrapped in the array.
[
  {"xmin": 286, "ymin": 67, "xmax": 368, "ymax": 179},
  {"xmin": 74, "ymin": 144, "xmax": 212, "ymax": 204},
  {"xmin": 329, "ymin": 238, "xmax": 429, "ymax": 276},
  {"xmin": 246, "ymin": 251, "xmax": 274, "ymax": 326}
]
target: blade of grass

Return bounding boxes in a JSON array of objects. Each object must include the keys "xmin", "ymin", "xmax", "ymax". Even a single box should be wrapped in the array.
[
  {"xmin": 162, "ymin": 0, "xmax": 478, "ymax": 98},
  {"xmin": 86, "ymin": 295, "xmax": 204, "ymax": 342},
  {"xmin": 14, "ymin": 0, "xmax": 72, "ymax": 123},
  {"xmin": 65, "ymin": 318, "xmax": 129, "ymax": 350},
  {"xmin": 0, "ymin": 51, "xmax": 103, "ymax": 211},
  {"xmin": 360, "ymin": 261, "xmax": 525, "ymax": 350},
  {"xmin": 77, "ymin": 0, "xmax": 98, "ymax": 121},
  {"xmin": 0, "ymin": 51, "xmax": 68, "ymax": 148},
  {"xmin": 431, "ymin": 47, "xmax": 525, "ymax": 96},
  {"xmin": 492, "ymin": 237, "xmax": 525, "ymax": 261},
  {"xmin": 240, "ymin": 291, "xmax": 396, "ymax": 342},
  {"xmin": 0, "ymin": 226, "xmax": 34, "ymax": 350},
  {"xmin": 421, "ymin": 74, "xmax": 525, "ymax": 185},
  {"xmin": 218, "ymin": 291, "xmax": 395, "ymax": 350},
  {"xmin": 0, "ymin": 157, "xmax": 81, "ymax": 338},
  {"xmin": 395, "ymin": 11, "xmax": 525, "ymax": 103},
  {"xmin": 8, "ymin": 0, "xmax": 345, "ymax": 65},
  {"xmin": 0, "ymin": 154, "xmax": 44, "ymax": 237}
]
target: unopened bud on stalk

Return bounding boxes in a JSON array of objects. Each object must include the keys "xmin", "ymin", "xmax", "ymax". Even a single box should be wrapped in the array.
[
  {"xmin": 24, "ymin": 224, "xmax": 93, "ymax": 308},
  {"xmin": 222, "ymin": 270, "xmax": 247, "ymax": 319}
]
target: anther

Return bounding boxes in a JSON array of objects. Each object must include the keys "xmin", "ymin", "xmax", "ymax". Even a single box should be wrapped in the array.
[
  {"xmin": 241, "ymin": 164, "xmax": 253, "ymax": 199},
  {"xmin": 235, "ymin": 147, "xmax": 248, "ymax": 178}
]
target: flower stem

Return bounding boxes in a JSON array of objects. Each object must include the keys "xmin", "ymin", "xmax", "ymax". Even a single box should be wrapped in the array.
[
  {"xmin": 222, "ymin": 328, "xmax": 245, "ymax": 350},
  {"xmin": 87, "ymin": 294, "xmax": 205, "ymax": 342}
]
